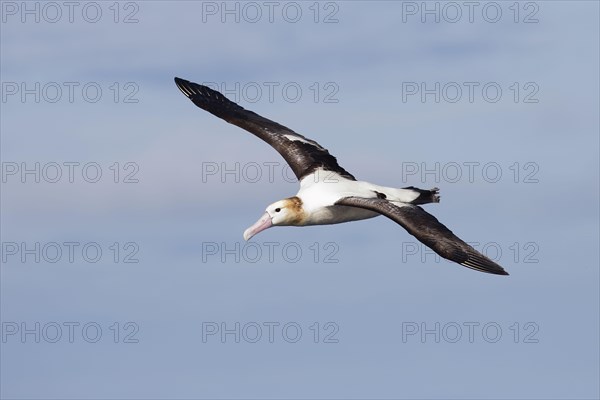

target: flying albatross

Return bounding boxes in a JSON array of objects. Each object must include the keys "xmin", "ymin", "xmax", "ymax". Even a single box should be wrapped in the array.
[{"xmin": 174, "ymin": 77, "xmax": 509, "ymax": 276}]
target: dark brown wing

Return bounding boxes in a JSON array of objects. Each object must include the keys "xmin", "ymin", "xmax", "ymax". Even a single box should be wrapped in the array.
[
  {"xmin": 335, "ymin": 196, "xmax": 509, "ymax": 275},
  {"xmin": 175, "ymin": 77, "xmax": 355, "ymax": 181}
]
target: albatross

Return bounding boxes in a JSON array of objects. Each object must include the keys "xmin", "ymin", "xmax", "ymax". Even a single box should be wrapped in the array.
[{"xmin": 174, "ymin": 77, "xmax": 509, "ymax": 276}]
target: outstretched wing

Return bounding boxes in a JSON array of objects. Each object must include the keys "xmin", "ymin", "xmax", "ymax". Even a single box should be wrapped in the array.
[
  {"xmin": 175, "ymin": 77, "xmax": 355, "ymax": 181},
  {"xmin": 335, "ymin": 196, "xmax": 509, "ymax": 275}
]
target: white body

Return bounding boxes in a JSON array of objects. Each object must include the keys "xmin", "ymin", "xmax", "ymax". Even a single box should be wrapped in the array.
[{"xmin": 297, "ymin": 169, "xmax": 419, "ymax": 225}]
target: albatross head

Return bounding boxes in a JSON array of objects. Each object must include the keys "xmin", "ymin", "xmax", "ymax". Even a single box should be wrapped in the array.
[{"xmin": 243, "ymin": 197, "xmax": 304, "ymax": 240}]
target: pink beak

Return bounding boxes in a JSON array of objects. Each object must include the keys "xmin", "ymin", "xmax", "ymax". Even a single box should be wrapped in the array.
[{"xmin": 243, "ymin": 212, "xmax": 273, "ymax": 240}]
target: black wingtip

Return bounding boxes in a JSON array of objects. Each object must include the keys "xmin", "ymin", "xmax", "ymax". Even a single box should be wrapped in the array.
[
  {"xmin": 173, "ymin": 77, "xmax": 217, "ymax": 100},
  {"xmin": 461, "ymin": 259, "xmax": 510, "ymax": 276},
  {"xmin": 173, "ymin": 76, "xmax": 246, "ymax": 121},
  {"xmin": 480, "ymin": 263, "xmax": 510, "ymax": 276},
  {"xmin": 174, "ymin": 77, "xmax": 195, "ymax": 98},
  {"xmin": 470, "ymin": 266, "xmax": 510, "ymax": 276}
]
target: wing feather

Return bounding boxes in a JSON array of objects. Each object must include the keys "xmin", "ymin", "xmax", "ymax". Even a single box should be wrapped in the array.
[
  {"xmin": 335, "ymin": 196, "xmax": 509, "ymax": 275},
  {"xmin": 175, "ymin": 77, "xmax": 355, "ymax": 181}
]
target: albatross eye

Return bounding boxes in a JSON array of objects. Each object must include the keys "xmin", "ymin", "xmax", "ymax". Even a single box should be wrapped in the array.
[{"xmin": 275, "ymin": 208, "xmax": 281, "ymax": 212}]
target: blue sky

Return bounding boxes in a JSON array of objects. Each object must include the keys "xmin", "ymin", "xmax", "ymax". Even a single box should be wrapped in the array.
[{"xmin": 1, "ymin": 1, "xmax": 599, "ymax": 399}]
